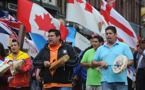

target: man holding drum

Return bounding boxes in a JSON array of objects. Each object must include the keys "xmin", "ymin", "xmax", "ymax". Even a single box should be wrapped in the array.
[
  {"xmin": 92, "ymin": 26, "xmax": 134, "ymax": 90},
  {"xmin": 34, "ymin": 29, "xmax": 77, "ymax": 90},
  {"xmin": 6, "ymin": 39, "xmax": 32, "ymax": 90}
]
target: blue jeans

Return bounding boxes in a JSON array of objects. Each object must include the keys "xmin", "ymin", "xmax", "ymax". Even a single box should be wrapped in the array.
[{"xmin": 102, "ymin": 82, "xmax": 128, "ymax": 90}]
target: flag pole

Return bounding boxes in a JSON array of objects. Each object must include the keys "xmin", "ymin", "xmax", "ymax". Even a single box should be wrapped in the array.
[{"xmin": 18, "ymin": 24, "xmax": 26, "ymax": 50}]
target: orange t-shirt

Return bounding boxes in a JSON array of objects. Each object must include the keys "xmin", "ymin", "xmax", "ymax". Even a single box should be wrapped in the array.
[{"xmin": 43, "ymin": 44, "xmax": 72, "ymax": 88}]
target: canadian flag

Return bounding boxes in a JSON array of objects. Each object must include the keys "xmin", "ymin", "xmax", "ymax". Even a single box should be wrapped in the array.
[
  {"xmin": 17, "ymin": 0, "xmax": 68, "ymax": 40},
  {"xmin": 101, "ymin": 0, "xmax": 138, "ymax": 48},
  {"xmin": 66, "ymin": 0, "xmax": 108, "ymax": 37}
]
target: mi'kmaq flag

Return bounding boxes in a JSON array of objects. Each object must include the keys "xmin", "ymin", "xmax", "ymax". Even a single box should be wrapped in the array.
[
  {"xmin": 66, "ymin": 0, "xmax": 108, "ymax": 37},
  {"xmin": 17, "ymin": 0, "xmax": 68, "ymax": 40},
  {"xmin": 101, "ymin": 0, "xmax": 138, "ymax": 48}
]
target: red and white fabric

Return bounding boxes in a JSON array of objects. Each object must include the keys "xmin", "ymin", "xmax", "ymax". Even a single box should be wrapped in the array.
[
  {"xmin": 101, "ymin": 0, "xmax": 138, "ymax": 48},
  {"xmin": 17, "ymin": 0, "xmax": 68, "ymax": 40},
  {"xmin": 66, "ymin": 0, "xmax": 108, "ymax": 37}
]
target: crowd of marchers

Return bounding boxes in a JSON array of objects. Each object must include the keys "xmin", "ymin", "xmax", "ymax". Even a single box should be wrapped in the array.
[{"xmin": 0, "ymin": 26, "xmax": 145, "ymax": 90}]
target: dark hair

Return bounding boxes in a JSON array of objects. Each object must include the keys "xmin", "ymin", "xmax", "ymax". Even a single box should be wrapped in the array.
[
  {"xmin": 48, "ymin": 29, "xmax": 61, "ymax": 37},
  {"xmin": 105, "ymin": 26, "xmax": 117, "ymax": 34},
  {"xmin": 11, "ymin": 39, "xmax": 19, "ymax": 45},
  {"xmin": 0, "ymin": 43, "xmax": 6, "ymax": 58},
  {"xmin": 90, "ymin": 35, "xmax": 104, "ymax": 43}
]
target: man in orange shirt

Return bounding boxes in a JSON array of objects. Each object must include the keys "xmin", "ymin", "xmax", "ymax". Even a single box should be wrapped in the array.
[{"xmin": 34, "ymin": 29, "xmax": 77, "ymax": 90}]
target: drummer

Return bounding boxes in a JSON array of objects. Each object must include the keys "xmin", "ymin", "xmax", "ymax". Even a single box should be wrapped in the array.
[
  {"xmin": 92, "ymin": 26, "xmax": 134, "ymax": 90},
  {"xmin": 33, "ymin": 29, "xmax": 77, "ymax": 90},
  {"xmin": 6, "ymin": 39, "xmax": 32, "ymax": 90}
]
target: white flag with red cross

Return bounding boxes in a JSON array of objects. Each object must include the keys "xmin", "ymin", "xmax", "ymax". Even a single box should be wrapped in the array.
[
  {"xmin": 101, "ymin": 0, "xmax": 138, "ymax": 48},
  {"xmin": 66, "ymin": 0, "xmax": 108, "ymax": 37}
]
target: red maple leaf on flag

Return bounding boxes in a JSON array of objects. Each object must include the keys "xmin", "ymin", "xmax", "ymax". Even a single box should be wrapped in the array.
[
  {"xmin": 85, "ymin": 2, "xmax": 93, "ymax": 13},
  {"xmin": 34, "ymin": 14, "xmax": 56, "ymax": 31}
]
